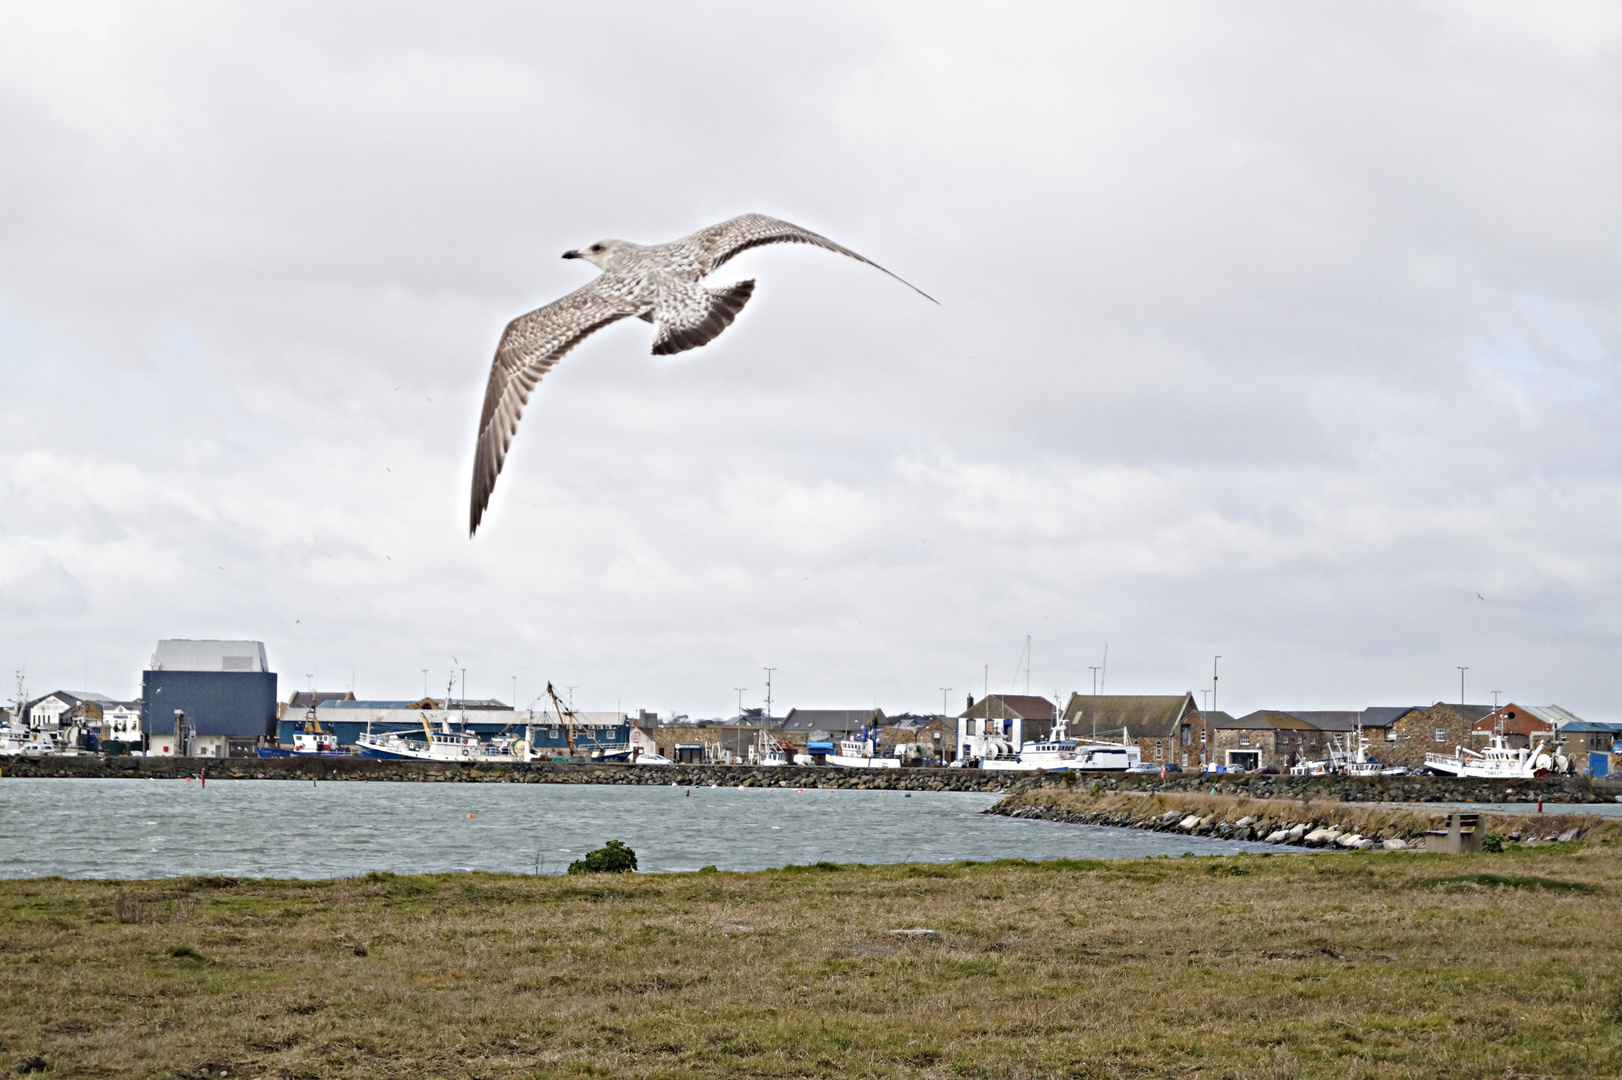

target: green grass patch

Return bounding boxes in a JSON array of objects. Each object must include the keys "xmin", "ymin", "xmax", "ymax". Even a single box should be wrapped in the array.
[{"xmin": 1432, "ymin": 873, "xmax": 1598, "ymax": 893}]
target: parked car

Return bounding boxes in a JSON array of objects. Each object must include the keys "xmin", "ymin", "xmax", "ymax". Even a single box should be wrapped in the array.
[
  {"xmin": 1125, "ymin": 762, "xmax": 1182, "ymax": 774},
  {"xmin": 1256, "ymin": 765, "xmax": 1280, "ymax": 775}
]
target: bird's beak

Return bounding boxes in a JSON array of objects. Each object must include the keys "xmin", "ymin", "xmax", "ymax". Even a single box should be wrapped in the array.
[{"xmin": 562, "ymin": 250, "xmax": 580, "ymax": 259}]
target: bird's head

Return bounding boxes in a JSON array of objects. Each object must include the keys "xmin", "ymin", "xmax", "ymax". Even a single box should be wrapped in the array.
[{"xmin": 562, "ymin": 239, "xmax": 627, "ymax": 270}]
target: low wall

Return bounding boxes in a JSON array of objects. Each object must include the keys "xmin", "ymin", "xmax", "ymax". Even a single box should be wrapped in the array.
[{"xmin": 0, "ymin": 756, "xmax": 1615, "ymax": 802}]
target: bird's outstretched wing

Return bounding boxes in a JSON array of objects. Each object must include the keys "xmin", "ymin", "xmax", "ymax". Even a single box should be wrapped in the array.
[
  {"xmin": 469, "ymin": 281, "xmax": 642, "ymax": 535},
  {"xmin": 681, "ymin": 214, "xmax": 938, "ymax": 304}
]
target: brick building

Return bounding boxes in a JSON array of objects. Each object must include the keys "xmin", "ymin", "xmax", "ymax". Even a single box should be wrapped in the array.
[
  {"xmin": 1385, "ymin": 703, "xmax": 1494, "ymax": 769},
  {"xmin": 1210, "ymin": 711, "xmax": 1329, "ymax": 770}
]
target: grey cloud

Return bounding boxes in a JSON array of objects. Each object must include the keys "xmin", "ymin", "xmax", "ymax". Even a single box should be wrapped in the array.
[{"xmin": 1, "ymin": 3, "xmax": 1620, "ymax": 718}]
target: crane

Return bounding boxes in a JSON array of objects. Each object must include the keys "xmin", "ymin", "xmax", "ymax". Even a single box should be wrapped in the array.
[{"xmin": 545, "ymin": 682, "xmax": 578, "ymax": 759}]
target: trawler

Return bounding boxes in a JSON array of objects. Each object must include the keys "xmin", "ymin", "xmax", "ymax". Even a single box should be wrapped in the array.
[
  {"xmin": 1425, "ymin": 732, "xmax": 1556, "ymax": 779},
  {"xmin": 827, "ymin": 731, "xmax": 902, "ymax": 769},
  {"xmin": 974, "ymin": 717, "xmax": 1142, "ymax": 772}
]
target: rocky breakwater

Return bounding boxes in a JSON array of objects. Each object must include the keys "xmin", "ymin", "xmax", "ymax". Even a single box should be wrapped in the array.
[
  {"xmin": 0, "ymin": 754, "xmax": 1031, "ymax": 792},
  {"xmin": 987, "ymin": 788, "xmax": 1622, "ymax": 851},
  {"xmin": 1035, "ymin": 770, "xmax": 1616, "ymax": 804}
]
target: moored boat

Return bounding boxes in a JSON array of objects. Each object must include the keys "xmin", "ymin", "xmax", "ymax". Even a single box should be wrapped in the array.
[
  {"xmin": 827, "ymin": 735, "xmax": 902, "ymax": 769},
  {"xmin": 1425, "ymin": 733, "xmax": 1558, "ymax": 779}
]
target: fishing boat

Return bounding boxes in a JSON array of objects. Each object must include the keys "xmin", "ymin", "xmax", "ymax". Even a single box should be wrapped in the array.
[
  {"xmin": 1425, "ymin": 732, "xmax": 1556, "ymax": 779},
  {"xmin": 977, "ymin": 718, "xmax": 1142, "ymax": 772},
  {"xmin": 354, "ymin": 715, "xmax": 533, "ymax": 763},
  {"xmin": 827, "ymin": 733, "xmax": 901, "ymax": 769},
  {"xmin": 0, "ymin": 727, "xmax": 62, "ymax": 757},
  {"xmin": 258, "ymin": 714, "xmax": 349, "ymax": 757}
]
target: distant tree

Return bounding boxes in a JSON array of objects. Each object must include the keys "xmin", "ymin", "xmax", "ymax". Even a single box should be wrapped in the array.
[{"xmin": 567, "ymin": 840, "xmax": 638, "ymax": 874}]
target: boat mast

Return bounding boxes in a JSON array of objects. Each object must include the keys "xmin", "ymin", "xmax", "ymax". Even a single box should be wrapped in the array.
[{"xmin": 546, "ymin": 682, "xmax": 577, "ymax": 759}]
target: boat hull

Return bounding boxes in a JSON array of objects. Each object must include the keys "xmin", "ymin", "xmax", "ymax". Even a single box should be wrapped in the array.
[{"xmin": 826, "ymin": 754, "xmax": 901, "ymax": 769}]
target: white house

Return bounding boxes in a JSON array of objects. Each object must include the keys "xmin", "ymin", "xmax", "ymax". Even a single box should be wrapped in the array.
[{"xmin": 26, "ymin": 691, "xmax": 114, "ymax": 731}]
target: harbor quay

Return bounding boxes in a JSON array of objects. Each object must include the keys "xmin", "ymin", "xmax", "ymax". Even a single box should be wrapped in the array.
[{"xmin": 2, "ymin": 752, "xmax": 1616, "ymax": 804}]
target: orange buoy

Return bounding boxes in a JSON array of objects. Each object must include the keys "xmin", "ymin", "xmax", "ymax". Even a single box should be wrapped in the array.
[{"xmin": 467, "ymin": 813, "xmax": 474, "ymax": 819}]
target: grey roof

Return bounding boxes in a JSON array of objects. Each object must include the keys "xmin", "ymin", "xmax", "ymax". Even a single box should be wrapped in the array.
[
  {"xmin": 780, "ymin": 708, "xmax": 882, "ymax": 732},
  {"xmin": 289, "ymin": 690, "xmax": 354, "ymax": 709},
  {"xmin": 151, "ymin": 639, "xmax": 269, "ymax": 673},
  {"xmin": 1200, "ymin": 711, "xmax": 1238, "ymax": 726},
  {"xmin": 1225, "ymin": 711, "xmax": 1324, "ymax": 731},
  {"xmin": 1283, "ymin": 711, "xmax": 1363, "ymax": 731},
  {"xmin": 1358, "ymin": 706, "xmax": 1422, "ymax": 727},
  {"xmin": 961, "ymin": 695, "xmax": 1057, "ymax": 721},
  {"xmin": 1234, "ymin": 708, "xmax": 1419, "ymax": 731},
  {"xmin": 1061, "ymin": 694, "xmax": 1198, "ymax": 738},
  {"xmin": 28, "ymin": 690, "xmax": 117, "ymax": 708}
]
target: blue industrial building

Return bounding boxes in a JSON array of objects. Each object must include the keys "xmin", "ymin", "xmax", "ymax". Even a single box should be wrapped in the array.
[{"xmin": 140, "ymin": 640, "xmax": 279, "ymax": 752}]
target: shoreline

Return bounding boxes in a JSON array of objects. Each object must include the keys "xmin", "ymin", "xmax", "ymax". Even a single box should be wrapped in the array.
[
  {"xmin": 2, "ymin": 753, "xmax": 1620, "ymax": 801},
  {"xmin": 986, "ymin": 787, "xmax": 1622, "ymax": 849}
]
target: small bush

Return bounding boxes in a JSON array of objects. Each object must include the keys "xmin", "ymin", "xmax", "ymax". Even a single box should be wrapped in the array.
[
  {"xmin": 567, "ymin": 840, "xmax": 637, "ymax": 875},
  {"xmin": 1482, "ymin": 833, "xmax": 1505, "ymax": 853},
  {"xmin": 114, "ymin": 890, "xmax": 145, "ymax": 924}
]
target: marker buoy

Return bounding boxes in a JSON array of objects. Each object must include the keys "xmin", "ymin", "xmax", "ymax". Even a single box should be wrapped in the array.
[
  {"xmin": 685, "ymin": 789, "xmax": 690, "ymax": 797},
  {"xmin": 467, "ymin": 813, "xmax": 474, "ymax": 819}
]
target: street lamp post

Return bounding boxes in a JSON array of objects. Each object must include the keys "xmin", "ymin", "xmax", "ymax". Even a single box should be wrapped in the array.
[
  {"xmin": 1457, "ymin": 667, "xmax": 1468, "ymax": 706},
  {"xmin": 1089, "ymin": 666, "xmax": 1101, "ymax": 737}
]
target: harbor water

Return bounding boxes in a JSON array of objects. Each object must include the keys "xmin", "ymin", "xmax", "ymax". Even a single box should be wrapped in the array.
[{"xmin": 1, "ymin": 778, "xmax": 1281, "ymax": 879}]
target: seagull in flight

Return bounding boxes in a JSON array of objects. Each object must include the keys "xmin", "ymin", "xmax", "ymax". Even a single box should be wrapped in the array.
[{"xmin": 468, "ymin": 214, "xmax": 935, "ymax": 535}]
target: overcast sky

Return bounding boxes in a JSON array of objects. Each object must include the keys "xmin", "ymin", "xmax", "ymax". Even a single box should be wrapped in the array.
[{"xmin": 2, "ymin": 3, "xmax": 1620, "ymax": 718}]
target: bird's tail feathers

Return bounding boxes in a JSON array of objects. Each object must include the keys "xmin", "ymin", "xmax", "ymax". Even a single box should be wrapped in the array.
[{"xmin": 651, "ymin": 280, "xmax": 754, "ymax": 355}]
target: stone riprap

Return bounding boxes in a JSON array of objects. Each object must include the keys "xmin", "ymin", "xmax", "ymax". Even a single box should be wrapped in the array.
[
  {"xmin": 987, "ymin": 788, "xmax": 1622, "ymax": 849},
  {"xmin": 0, "ymin": 756, "xmax": 1616, "ymax": 804}
]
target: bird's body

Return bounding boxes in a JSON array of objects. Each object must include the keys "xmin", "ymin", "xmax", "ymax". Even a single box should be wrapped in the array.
[{"xmin": 469, "ymin": 214, "xmax": 933, "ymax": 534}]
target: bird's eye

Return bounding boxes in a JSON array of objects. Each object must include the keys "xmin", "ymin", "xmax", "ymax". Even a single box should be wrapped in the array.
[{"xmin": 590, "ymin": 244, "xmax": 603, "ymax": 252}]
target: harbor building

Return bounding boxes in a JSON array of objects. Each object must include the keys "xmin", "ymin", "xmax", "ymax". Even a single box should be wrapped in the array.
[
  {"xmin": 956, "ymin": 695, "xmax": 1060, "ymax": 762},
  {"xmin": 1384, "ymin": 703, "xmax": 1495, "ymax": 769},
  {"xmin": 20, "ymin": 691, "xmax": 140, "ymax": 751},
  {"xmin": 1210, "ymin": 711, "xmax": 1328, "ymax": 771},
  {"xmin": 140, "ymin": 639, "xmax": 278, "ymax": 757},
  {"xmin": 1059, "ymin": 693, "xmax": 1207, "ymax": 769}
]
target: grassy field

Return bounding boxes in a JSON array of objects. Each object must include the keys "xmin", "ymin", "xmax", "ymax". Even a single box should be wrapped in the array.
[{"xmin": 3, "ymin": 845, "xmax": 1621, "ymax": 1079}]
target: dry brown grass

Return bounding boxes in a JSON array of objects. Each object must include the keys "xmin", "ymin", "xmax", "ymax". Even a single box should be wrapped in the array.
[
  {"xmin": 1015, "ymin": 786, "xmax": 1622, "ymax": 844},
  {"xmin": 3, "ymin": 846, "xmax": 1621, "ymax": 1078}
]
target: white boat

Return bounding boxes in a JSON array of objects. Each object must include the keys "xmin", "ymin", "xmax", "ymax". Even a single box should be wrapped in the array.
[
  {"xmin": 976, "ymin": 717, "xmax": 1142, "ymax": 772},
  {"xmin": 1425, "ymin": 733, "xmax": 1556, "ymax": 779},
  {"xmin": 0, "ymin": 727, "xmax": 62, "ymax": 757},
  {"xmin": 827, "ymin": 737, "xmax": 901, "ymax": 769},
  {"xmin": 356, "ymin": 717, "xmax": 534, "ymax": 763}
]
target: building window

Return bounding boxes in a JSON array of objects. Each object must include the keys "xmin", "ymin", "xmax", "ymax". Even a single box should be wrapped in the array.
[
  {"xmin": 1434, "ymin": 728, "xmax": 1445, "ymax": 743},
  {"xmin": 1181, "ymin": 751, "xmax": 1189, "ymax": 767},
  {"xmin": 1154, "ymin": 740, "xmax": 1163, "ymax": 761},
  {"xmin": 1239, "ymin": 735, "xmax": 1249, "ymax": 748},
  {"xmin": 1180, "ymin": 725, "xmax": 1190, "ymax": 747}
]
